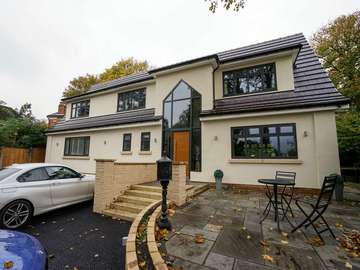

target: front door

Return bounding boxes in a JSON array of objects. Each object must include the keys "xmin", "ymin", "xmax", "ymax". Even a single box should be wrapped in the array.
[{"xmin": 173, "ymin": 131, "xmax": 190, "ymax": 177}]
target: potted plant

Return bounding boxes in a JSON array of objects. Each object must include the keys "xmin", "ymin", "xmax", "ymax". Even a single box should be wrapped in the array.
[
  {"xmin": 334, "ymin": 174, "xmax": 344, "ymax": 201},
  {"xmin": 214, "ymin": 169, "xmax": 224, "ymax": 193}
]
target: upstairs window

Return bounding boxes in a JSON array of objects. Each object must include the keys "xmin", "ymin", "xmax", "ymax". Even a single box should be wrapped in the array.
[
  {"xmin": 231, "ymin": 124, "xmax": 297, "ymax": 159},
  {"xmin": 64, "ymin": 137, "xmax": 90, "ymax": 156},
  {"xmin": 117, "ymin": 89, "xmax": 146, "ymax": 112},
  {"xmin": 223, "ymin": 63, "xmax": 277, "ymax": 96},
  {"xmin": 71, "ymin": 100, "xmax": 90, "ymax": 118},
  {"xmin": 122, "ymin": 133, "xmax": 132, "ymax": 151},
  {"xmin": 140, "ymin": 132, "xmax": 151, "ymax": 151}
]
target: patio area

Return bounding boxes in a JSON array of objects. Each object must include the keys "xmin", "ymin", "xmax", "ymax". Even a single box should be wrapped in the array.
[{"xmin": 164, "ymin": 188, "xmax": 360, "ymax": 270}]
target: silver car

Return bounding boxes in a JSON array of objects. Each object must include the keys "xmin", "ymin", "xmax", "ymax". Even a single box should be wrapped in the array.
[{"xmin": 0, "ymin": 163, "xmax": 95, "ymax": 229}]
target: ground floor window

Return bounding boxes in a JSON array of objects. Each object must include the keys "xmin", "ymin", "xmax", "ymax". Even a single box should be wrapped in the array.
[
  {"xmin": 64, "ymin": 136, "xmax": 90, "ymax": 156},
  {"xmin": 140, "ymin": 132, "xmax": 151, "ymax": 151},
  {"xmin": 122, "ymin": 133, "xmax": 132, "ymax": 151},
  {"xmin": 231, "ymin": 124, "xmax": 297, "ymax": 159}
]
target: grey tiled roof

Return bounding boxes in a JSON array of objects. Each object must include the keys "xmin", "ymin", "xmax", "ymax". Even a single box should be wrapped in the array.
[
  {"xmin": 47, "ymin": 109, "xmax": 161, "ymax": 133},
  {"xmin": 202, "ymin": 33, "xmax": 349, "ymax": 115}
]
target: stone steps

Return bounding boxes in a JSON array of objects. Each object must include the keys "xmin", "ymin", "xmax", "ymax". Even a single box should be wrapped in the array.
[{"xmin": 102, "ymin": 184, "xmax": 161, "ymax": 221}]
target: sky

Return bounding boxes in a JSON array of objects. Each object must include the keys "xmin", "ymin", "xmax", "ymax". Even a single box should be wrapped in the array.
[{"xmin": 0, "ymin": 0, "xmax": 358, "ymax": 119}]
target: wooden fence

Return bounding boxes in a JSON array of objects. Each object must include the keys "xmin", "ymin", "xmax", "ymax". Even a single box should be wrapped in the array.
[{"xmin": 0, "ymin": 147, "xmax": 46, "ymax": 168}]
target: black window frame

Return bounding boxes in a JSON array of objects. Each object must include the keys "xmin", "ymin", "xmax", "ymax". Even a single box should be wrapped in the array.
[
  {"xmin": 223, "ymin": 63, "xmax": 277, "ymax": 97},
  {"xmin": 117, "ymin": 89, "xmax": 146, "ymax": 112},
  {"xmin": 71, "ymin": 100, "xmax": 90, "ymax": 119},
  {"xmin": 231, "ymin": 123, "xmax": 298, "ymax": 159},
  {"xmin": 122, "ymin": 133, "xmax": 132, "ymax": 152},
  {"xmin": 140, "ymin": 132, "xmax": 151, "ymax": 152},
  {"xmin": 64, "ymin": 136, "xmax": 90, "ymax": 157}
]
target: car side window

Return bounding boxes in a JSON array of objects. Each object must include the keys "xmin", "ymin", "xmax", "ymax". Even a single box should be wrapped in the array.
[
  {"xmin": 17, "ymin": 168, "xmax": 49, "ymax": 182},
  {"xmin": 45, "ymin": 166, "xmax": 79, "ymax": 180}
]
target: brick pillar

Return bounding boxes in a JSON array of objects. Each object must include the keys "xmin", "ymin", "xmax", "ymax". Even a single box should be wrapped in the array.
[
  {"xmin": 168, "ymin": 162, "xmax": 187, "ymax": 206},
  {"xmin": 93, "ymin": 159, "xmax": 115, "ymax": 213}
]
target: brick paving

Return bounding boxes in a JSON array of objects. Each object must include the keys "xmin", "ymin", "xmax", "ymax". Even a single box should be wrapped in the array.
[{"xmin": 166, "ymin": 188, "xmax": 360, "ymax": 270}]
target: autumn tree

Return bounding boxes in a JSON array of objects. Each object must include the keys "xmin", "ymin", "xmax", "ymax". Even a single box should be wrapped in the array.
[
  {"xmin": 99, "ymin": 58, "xmax": 149, "ymax": 82},
  {"xmin": 312, "ymin": 11, "xmax": 360, "ymax": 166},
  {"xmin": 62, "ymin": 74, "xmax": 99, "ymax": 98},
  {"xmin": 62, "ymin": 58, "xmax": 149, "ymax": 98},
  {"xmin": 206, "ymin": 0, "xmax": 246, "ymax": 13}
]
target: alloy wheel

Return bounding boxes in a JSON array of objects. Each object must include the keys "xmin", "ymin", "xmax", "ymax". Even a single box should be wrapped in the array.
[{"xmin": 2, "ymin": 202, "xmax": 31, "ymax": 229}]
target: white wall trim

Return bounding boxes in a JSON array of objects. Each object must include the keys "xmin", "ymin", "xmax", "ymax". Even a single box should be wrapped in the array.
[
  {"xmin": 200, "ymin": 106, "xmax": 341, "ymax": 122},
  {"xmin": 46, "ymin": 120, "xmax": 162, "ymax": 136}
]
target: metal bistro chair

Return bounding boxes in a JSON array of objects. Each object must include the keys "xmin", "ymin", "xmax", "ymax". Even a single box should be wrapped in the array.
[
  {"xmin": 291, "ymin": 174, "xmax": 338, "ymax": 241},
  {"xmin": 262, "ymin": 171, "xmax": 296, "ymax": 221}
]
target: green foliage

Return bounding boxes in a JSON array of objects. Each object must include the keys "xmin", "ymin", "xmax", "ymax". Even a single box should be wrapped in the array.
[
  {"xmin": 0, "ymin": 102, "xmax": 47, "ymax": 148},
  {"xmin": 206, "ymin": 0, "xmax": 246, "ymax": 13},
  {"xmin": 336, "ymin": 110, "xmax": 360, "ymax": 165},
  {"xmin": 62, "ymin": 58, "xmax": 149, "ymax": 98},
  {"xmin": 311, "ymin": 11, "xmax": 360, "ymax": 109},
  {"xmin": 312, "ymin": 11, "xmax": 360, "ymax": 166},
  {"xmin": 214, "ymin": 169, "xmax": 224, "ymax": 178}
]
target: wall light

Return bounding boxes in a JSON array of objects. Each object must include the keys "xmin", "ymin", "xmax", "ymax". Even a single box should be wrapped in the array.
[
  {"xmin": 214, "ymin": 136, "xmax": 218, "ymax": 141},
  {"xmin": 303, "ymin": 131, "xmax": 308, "ymax": 137}
]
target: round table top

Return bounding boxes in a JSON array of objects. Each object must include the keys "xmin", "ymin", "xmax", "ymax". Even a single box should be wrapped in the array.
[{"xmin": 258, "ymin": 178, "xmax": 295, "ymax": 186}]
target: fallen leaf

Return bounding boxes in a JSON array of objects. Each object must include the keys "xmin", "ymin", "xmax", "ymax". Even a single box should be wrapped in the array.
[
  {"xmin": 241, "ymin": 226, "xmax": 246, "ymax": 230},
  {"xmin": 281, "ymin": 240, "xmax": 289, "ymax": 244},
  {"xmin": 73, "ymin": 267, "xmax": 79, "ymax": 270},
  {"xmin": 94, "ymin": 254, "xmax": 99, "ymax": 258},
  {"xmin": 260, "ymin": 240, "xmax": 269, "ymax": 247},
  {"xmin": 3, "ymin": 261, "xmax": 14, "ymax": 269},
  {"xmin": 139, "ymin": 261, "xmax": 146, "ymax": 267},
  {"xmin": 194, "ymin": 234, "xmax": 205, "ymax": 244},
  {"xmin": 345, "ymin": 262, "xmax": 353, "ymax": 269},
  {"xmin": 281, "ymin": 232, "xmax": 288, "ymax": 238},
  {"xmin": 335, "ymin": 223, "xmax": 344, "ymax": 229},
  {"xmin": 247, "ymin": 235, "xmax": 251, "ymax": 240},
  {"xmin": 306, "ymin": 236, "xmax": 324, "ymax": 247},
  {"xmin": 263, "ymin": 254, "xmax": 274, "ymax": 263}
]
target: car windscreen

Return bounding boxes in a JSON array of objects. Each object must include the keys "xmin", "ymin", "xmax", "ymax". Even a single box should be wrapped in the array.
[{"xmin": 0, "ymin": 168, "xmax": 21, "ymax": 181}]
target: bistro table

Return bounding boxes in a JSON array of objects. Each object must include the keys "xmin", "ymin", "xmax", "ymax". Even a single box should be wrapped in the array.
[{"xmin": 258, "ymin": 178, "xmax": 295, "ymax": 231}]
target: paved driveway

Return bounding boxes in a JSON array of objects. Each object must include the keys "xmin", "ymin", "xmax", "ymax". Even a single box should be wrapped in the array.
[{"xmin": 18, "ymin": 200, "xmax": 131, "ymax": 270}]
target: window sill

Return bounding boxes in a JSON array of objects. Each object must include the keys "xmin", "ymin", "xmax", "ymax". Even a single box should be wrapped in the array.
[
  {"xmin": 228, "ymin": 159, "xmax": 303, "ymax": 165},
  {"xmin": 139, "ymin": 151, "xmax": 152, "ymax": 155},
  {"xmin": 121, "ymin": 151, "xmax": 133, "ymax": 155},
  {"xmin": 63, "ymin": 156, "xmax": 90, "ymax": 160}
]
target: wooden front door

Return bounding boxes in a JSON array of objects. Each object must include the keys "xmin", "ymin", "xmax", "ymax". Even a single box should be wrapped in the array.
[{"xmin": 173, "ymin": 131, "xmax": 190, "ymax": 176}]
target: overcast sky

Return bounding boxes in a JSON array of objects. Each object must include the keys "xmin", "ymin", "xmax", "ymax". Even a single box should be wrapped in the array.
[{"xmin": 0, "ymin": 0, "xmax": 358, "ymax": 119}]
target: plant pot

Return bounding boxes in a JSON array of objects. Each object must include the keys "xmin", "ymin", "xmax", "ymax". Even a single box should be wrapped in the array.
[{"xmin": 215, "ymin": 177, "xmax": 223, "ymax": 193}]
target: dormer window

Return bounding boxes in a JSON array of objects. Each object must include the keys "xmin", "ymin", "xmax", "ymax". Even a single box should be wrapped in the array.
[
  {"xmin": 223, "ymin": 63, "xmax": 277, "ymax": 97},
  {"xmin": 117, "ymin": 89, "xmax": 146, "ymax": 112},
  {"xmin": 71, "ymin": 100, "xmax": 90, "ymax": 118}
]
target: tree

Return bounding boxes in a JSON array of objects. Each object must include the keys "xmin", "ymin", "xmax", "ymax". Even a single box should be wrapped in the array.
[
  {"xmin": 311, "ymin": 11, "xmax": 360, "ymax": 166},
  {"xmin": 99, "ymin": 58, "xmax": 149, "ymax": 82},
  {"xmin": 311, "ymin": 11, "xmax": 360, "ymax": 109},
  {"xmin": 18, "ymin": 102, "xmax": 33, "ymax": 119},
  {"xmin": 0, "ymin": 101, "xmax": 18, "ymax": 120},
  {"xmin": 62, "ymin": 74, "xmax": 99, "ymax": 98},
  {"xmin": 206, "ymin": 0, "xmax": 246, "ymax": 13},
  {"xmin": 62, "ymin": 58, "xmax": 149, "ymax": 98}
]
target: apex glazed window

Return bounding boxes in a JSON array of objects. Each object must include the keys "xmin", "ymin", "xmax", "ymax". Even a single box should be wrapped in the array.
[
  {"xmin": 71, "ymin": 100, "xmax": 90, "ymax": 118},
  {"xmin": 223, "ymin": 63, "xmax": 277, "ymax": 96},
  {"xmin": 117, "ymin": 89, "xmax": 146, "ymax": 112},
  {"xmin": 231, "ymin": 124, "xmax": 297, "ymax": 159},
  {"xmin": 64, "ymin": 137, "xmax": 90, "ymax": 156}
]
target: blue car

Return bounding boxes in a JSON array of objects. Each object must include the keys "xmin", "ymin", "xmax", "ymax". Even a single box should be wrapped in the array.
[{"xmin": 0, "ymin": 230, "xmax": 47, "ymax": 270}]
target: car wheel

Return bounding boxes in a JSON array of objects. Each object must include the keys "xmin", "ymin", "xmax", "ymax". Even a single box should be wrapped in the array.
[{"xmin": 0, "ymin": 200, "xmax": 33, "ymax": 229}]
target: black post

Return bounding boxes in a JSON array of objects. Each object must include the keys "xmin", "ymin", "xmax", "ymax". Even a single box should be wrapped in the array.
[
  {"xmin": 157, "ymin": 154, "xmax": 172, "ymax": 230},
  {"xmin": 158, "ymin": 180, "xmax": 171, "ymax": 230}
]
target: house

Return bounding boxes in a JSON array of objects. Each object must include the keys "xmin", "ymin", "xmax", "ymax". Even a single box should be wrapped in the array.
[
  {"xmin": 45, "ymin": 33, "xmax": 349, "ymax": 189},
  {"xmin": 47, "ymin": 102, "xmax": 66, "ymax": 127}
]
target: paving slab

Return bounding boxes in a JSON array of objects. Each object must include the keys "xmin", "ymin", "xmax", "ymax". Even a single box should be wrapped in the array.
[
  {"xmin": 171, "ymin": 257, "xmax": 214, "ymax": 270},
  {"xmin": 212, "ymin": 226, "xmax": 264, "ymax": 264},
  {"xmin": 233, "ymin": 260, "xmax": 272, "ymax": 270},
  {"xmin": 265, "ymin": 243, "xmax": 327, "ymax": 269},
  {"xmin": 169, "ymin": 213, "xmax": 209, "ymax": 231},
  {"xmin": 166, "ymin": 233, "xmax": 214, "ymax": 265},
  {"xmin": 179, "ymin": 225, "xmax": 220, "ymax": 241},
  {"xmin": 204, "ymin": 252, "xmax": 235, "ymax": 270}
]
